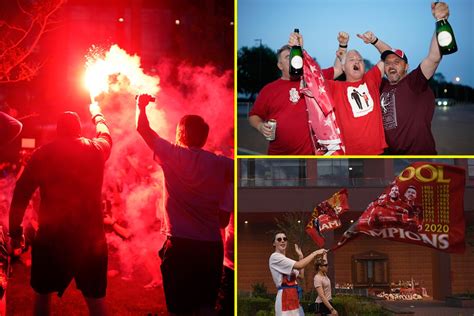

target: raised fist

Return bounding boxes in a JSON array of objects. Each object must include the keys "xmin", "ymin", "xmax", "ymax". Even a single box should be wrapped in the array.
[
  {"xmin": 289, "ymin": 32, "xmax": 304, "ymax": 48},
  {"xmin": 337, "ymin": 32, "xmax": 349, "ymax": 46},
  {"xmin": 432, "ymin": 2, "xmax": 449, "ymax": 20},
  {"xmin": 357, "ymin": 31, "xmax": 377, "ymax": 45}
]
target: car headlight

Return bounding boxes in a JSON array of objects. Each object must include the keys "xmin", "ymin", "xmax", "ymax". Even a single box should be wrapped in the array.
[{"xmin": 443, "ymin": 101, "xmax": 448, "ymax": 106}]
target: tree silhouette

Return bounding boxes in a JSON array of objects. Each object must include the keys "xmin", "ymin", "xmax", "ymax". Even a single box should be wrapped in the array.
[
  {"xmin": 238, "ymin": 45, "xmax": 280, "ymax": 100},
  {"xmin": 0, "ymin": 0, "xmax": 66, "ymax": 84}
]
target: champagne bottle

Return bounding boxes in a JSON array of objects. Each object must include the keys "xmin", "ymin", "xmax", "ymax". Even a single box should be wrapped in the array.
[
  {"xmin": 435, "ymin": 4, "xmax": 457, "ymax": 55},
  {"xmin": 289, "ymin": 28, "xmax": 303, "ymax": 80}
]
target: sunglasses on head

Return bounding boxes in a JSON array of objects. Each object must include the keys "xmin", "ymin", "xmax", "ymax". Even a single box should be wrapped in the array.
[{"xmin": 276, "ymin": 237, "xmax": 288, "ymax": 242}]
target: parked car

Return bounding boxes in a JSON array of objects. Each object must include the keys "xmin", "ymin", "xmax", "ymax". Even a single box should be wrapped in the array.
[{"xmin": 435, "ymin": 98, "xmax": 456, "ymax": 107}]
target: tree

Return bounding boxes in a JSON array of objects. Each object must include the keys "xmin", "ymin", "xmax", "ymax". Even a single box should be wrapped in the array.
[
  {"xmin": 238, "ymin": 45, "xmax": 280, "ymax": 100},
  {"xmin": 432, "ymin": 72, "xmax": 447, "ymax": 83},
  {"xmin": 0, "ymin": 0, "xmax": 66, "ymax": 84}
]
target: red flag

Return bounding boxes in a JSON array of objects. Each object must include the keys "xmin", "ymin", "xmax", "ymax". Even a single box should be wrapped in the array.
[
  {"xmin": 335, "ymin": 162, "xmax": 466, "ymax": 253},
  {"xmin": 306, "ymin": 189, "xmax": 349, "ymax": 247},
  {"xmin": 300, "ymin": 50, "xmax": 345, "ymax": 155}
]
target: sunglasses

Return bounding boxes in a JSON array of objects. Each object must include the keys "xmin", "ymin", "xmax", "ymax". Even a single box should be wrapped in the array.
[{"xmin": 276, "ymin": 237, "xmax": 288, "ymax": 242}]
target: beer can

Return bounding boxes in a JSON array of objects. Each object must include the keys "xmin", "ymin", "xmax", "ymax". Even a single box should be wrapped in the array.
[{"xmin": 266, "ymin": 119, "xmax": 277, "ymax": 141}]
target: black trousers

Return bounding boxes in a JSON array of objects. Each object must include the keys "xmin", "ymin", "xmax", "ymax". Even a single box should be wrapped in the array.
[{"xmin": 316, "ymin": 300, "xmax": 333, "ymax": 315}]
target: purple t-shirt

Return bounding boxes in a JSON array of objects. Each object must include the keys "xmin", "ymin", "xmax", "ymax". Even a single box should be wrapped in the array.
[
  {"xmin": 380, "ymin": 65, "xmax": 436, "ymax": 154},
  {"xmin": 152, "ymin": 137, "xmax": 233, "ymax": 242}
]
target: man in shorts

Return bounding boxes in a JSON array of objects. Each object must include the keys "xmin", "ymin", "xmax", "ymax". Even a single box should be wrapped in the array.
[{"xmin": 9, "ymin": 104, "xmax": 112, "ymax": 315}]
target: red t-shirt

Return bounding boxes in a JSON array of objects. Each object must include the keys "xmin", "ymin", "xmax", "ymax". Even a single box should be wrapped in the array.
[
  {"xmin": 250, "ymin": 68, "xmax": 334, "ymax": 155},
  {"xmin": 326, "ymin": 66, "xmax": 387, "ymax": 155},
  {"xmin": 380, "ymin": 65, "xmax": 436, "ymax": 154}
]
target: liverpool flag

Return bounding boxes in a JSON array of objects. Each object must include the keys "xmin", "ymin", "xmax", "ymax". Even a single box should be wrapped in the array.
[
  {"xmin": 306, "ymin": 189, "xmax": 349, "ymax": 247},
  {"xmin": 335, "ymin": 162, "xmax": 466, "ymax": 253},
  {"xmin": 301, "ymin": 50, "xmax": 345, "ymax": 155}
]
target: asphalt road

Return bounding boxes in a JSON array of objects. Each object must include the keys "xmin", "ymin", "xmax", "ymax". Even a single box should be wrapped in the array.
[{"xmin": 238, "ymin": 103, "xmax": 474, "ymax": 155}]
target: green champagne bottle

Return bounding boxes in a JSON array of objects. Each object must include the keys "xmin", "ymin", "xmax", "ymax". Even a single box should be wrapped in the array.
[
  {"xmin": 289, "ymin": 28, "xmax": 303, "ymax": 80},
  {"xmin": 436, "ymin": 18, "xmax": 458, "ymax": 55}
]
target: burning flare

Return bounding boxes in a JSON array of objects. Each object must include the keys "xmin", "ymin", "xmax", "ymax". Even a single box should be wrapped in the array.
[{"xmin": 84, "ymin": 44, "xmax": 159, "ymax": 104}]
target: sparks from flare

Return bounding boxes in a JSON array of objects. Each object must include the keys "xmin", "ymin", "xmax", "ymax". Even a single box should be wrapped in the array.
[{"xmin": 84, "ymin": 44, "xmax": 160, "ymax": 104}]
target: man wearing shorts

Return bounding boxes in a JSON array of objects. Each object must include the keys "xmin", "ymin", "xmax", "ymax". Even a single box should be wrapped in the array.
[{"xmin": 9, "ymin": 105, "xmax": 111, "ymax": 315}]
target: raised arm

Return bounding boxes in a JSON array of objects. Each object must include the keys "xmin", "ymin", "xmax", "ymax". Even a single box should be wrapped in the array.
[
  {"xmin": 293, "ymin": 248, "xmax": 326, "ymax": 269},
  {"xmin": 294, "ymin": 244, "xmax": 305, "ymax": 278},
  {"xmin": 333, "ymin": 32, "xmax": 349, "ymax": 78},
  {"xmin": 357, "ymin": 31, "xmax": 390, "ymax": 76},
  {"xmin": 136, "ymin": 94, "xmax": 160, "ymax": 151},
  {"xmin": 89, "ymin": 102, "xmax": 112, "ymax": 161},
  {"xmin": 289, "ymin": 31, "xmax": 347, "ymax": 80},
  {"xmin": 420, "ymin": 2, "xmax": 448, "ymax": 80}
]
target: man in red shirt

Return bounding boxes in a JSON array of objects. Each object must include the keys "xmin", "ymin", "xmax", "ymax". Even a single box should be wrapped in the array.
[
  {"xmin": 291, "ymin": 32, "xmax": 387, "ymax": 155},
  {"xmin": 248, "ymin": 33, "xmax": 346, "ymax": 155},
  {"xmin": 359, "ymin": 2, "xmax": 449, "ymax": 154}
]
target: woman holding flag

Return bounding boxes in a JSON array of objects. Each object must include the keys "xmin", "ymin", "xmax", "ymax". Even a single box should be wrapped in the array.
[{"xmin": 269, "ymin": 232, "xmax": 326, "ymax": 315}]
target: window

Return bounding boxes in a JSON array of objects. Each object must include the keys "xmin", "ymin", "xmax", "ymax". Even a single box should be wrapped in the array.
[
  {"xmin": 239, "ymin": 159, "xmax": 306, "ymax": 187},
  {"xmin": 352, "ymin": 251, "xmax": 389, "ymax": 288},
  {"xmin": 316, "ymin": 159, "xmax": 364, "ymax": 186},
  {"xmin": 316, "ymin": 159, "xmax": 349, "ymax": 186},
  {"xmin": 468, "ymin": 159, "xmax": 474, "ymax": 177}
]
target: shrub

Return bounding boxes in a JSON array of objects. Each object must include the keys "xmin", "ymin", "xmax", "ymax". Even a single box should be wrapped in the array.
[
  {"xmin": 332, "ymin": 295, "xmax": 389, "ymax": 316},
  {"xmin": 252, "ymin": 282, "xmax": 270, "ymax": 298},
  {"xmin": 238, "ymin": 297, "xmax": 273, "ymax": 316}
]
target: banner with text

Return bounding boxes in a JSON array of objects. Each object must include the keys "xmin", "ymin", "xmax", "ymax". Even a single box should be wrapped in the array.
[
  {"xmin": 306, "ymin": 189, "xmax": 349, "ymax": 247},
  {"xmin": 334, "ymin": 163, "xmax": 466, "ymax": 253}
]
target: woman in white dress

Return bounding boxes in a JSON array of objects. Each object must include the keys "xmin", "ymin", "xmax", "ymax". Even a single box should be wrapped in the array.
[{"xmin": 269, "ymin": 232, "xmax": 326, "ymax": 316}]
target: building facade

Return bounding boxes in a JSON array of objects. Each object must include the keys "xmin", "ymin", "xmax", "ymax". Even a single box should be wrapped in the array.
[{"xmin": 238, "ymin": 158, "xmax": 474, "ymax": 300}]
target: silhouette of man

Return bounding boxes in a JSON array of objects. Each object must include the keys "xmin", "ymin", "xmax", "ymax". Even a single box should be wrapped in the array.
[
  {"xmin": 136, "ymin": 94, "xmax": 233, "ymax": 315},
  {"xmin": 350, "ymin": 89, "xmax": 363, "ymax": 110},
  {"xmin": 9, "ymin": 104, "xmax": 111, "ymax": 316}
]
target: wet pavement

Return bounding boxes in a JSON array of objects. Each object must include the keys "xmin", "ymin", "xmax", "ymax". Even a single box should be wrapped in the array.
[{"xmin": 432, "ymin": 103, "xmax": 474, "ymax": 155}]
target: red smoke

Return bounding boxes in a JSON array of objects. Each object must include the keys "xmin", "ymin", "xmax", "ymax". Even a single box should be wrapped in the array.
[{"xmin": 84, "ymin": 45, "xmax": 233, "ymax": 285}]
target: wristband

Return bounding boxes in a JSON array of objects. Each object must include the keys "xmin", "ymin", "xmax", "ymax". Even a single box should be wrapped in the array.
[
  {"xmin": 339, "ymin": 44, "xmax": 348, "ymax": 48},
  {"xmin": 92, "ymin": 113, "xmax": 106, "ymax": 124},
  {"xmin": 371, "ymin": 37, "xmax": 379, "ymax": 45}
]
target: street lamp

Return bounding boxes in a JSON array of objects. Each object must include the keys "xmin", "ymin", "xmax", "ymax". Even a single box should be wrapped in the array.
[
  {"xmin": 455, "ymin": 76, "xmax": 460, "ymax": 83},
  {"xmin": 255, "ymin": 39, "xmax": 263, "ymax": 92}
]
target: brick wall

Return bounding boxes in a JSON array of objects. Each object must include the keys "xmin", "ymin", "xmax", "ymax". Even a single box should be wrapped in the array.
[
  {"xmin": 451, "ymin": 243, "xmax": 474, "ymax": 294},
  {"xmin": 238, "ymin": 222, "xmax": 437, "ymax": 297}
]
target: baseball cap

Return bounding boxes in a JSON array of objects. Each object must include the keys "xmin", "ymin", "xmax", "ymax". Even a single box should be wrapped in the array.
[{"xmin": 381, "ymin": 49, "xmax": 408, "ymax": 63}]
